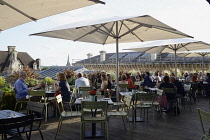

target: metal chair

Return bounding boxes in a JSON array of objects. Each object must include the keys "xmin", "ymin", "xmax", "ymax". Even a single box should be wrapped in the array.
[
  {"xmin": 78, "ymin": 87, "xmax": 92, "ymax": 98},
  {"xmin": 133, "ymin": 92, "xmax": 155, "ymax": 127},
  {"xmin": 197, "ymin": 108, "xmax": 210, "ymax": 140},
  {"xmin": 0, "ymin": 114, "xmax": 34, "ymax": 140},
  {"xmin": 26, "ymin": 101, "xmax": 45, "ymax": 140},
  {"xmin": 55, "ymin": 94, "xmax": 81, "ymax": 140},
  {"xmin": 80, "ymin": 101, "xmax": 109, "ymax": 140},
  {"xmin": 163, "ymin": 88, "xmax": 179, "ymax": 115},
  {"xmin": 14, "ymin": 88, "xmax": 28, "ymax": 111},
  {"xmin": 10, "ymin": 101, "xmax": 45, "ymax": 140},
  {"xmin": 182, "ymin": 84, "xmax": 192, "ymax": 111},
  {"xmin": 28, "ymin": 91, "xmax": 48, "ymax": 122},
  {"xmin": 113, "ymin": 84, "xmax": 129, "ymax": 110},
  {"xmin": 107, "ymin": 95, "xmax": 132, "ymax": 135}
]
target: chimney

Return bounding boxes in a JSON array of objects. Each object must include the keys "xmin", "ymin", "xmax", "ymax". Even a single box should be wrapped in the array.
[
  {"xmin": 8, "ymin": 46, "xmax": 16, "ymax": 53},
  {"xmin": 151, "ymin": 54, "xmax": 157, "ymax": 61},
  {"xmin": 36, "ymin": 58, "xmax": 41, "ymax": 70},
  {"xmin": 99, "ymin": 50, "xmax": 106, "ymax": 62},
  {"xmin": 87, "ymin": 53, "xmax": 93, "ymax": 58}
]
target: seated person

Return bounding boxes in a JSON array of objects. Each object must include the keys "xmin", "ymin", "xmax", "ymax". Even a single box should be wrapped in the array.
[
  {"xmin": 159, "ymin": 76, "xmax": 175, "ymax": 100},
  {"xmin": 52, "ymin": 72, "xmax": 72, "ymax": 111},
  {"xmin": 170, "ymin": 77, "xmax": 185, "ymax": 97},
  {"xmin": 75, "ymin": 73, "xmax": 90, "ymax": 97},
  {"xmin": 55, "ymin": 72, "xmax": 71, "ymax": 102},
  {"xmin": 119, "ymin": 74, "xmax": 128, "ymax": 92},
  {"xmin": 205, "ymin": 73, "xmax": 210, "ymax": 96},
  {"xmin": 14, "ymin": 71, "xmax": 39, "ymax": 102},
  {"xmin": 126, "ymin": 73, "xmax": 135, "ymax": 91},
  {"xmin": 143, "ymin": 72, "xmax": 154, "ymax": 89}
]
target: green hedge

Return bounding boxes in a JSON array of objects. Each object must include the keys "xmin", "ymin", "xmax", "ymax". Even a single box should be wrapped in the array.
[{"xmin": 0, "ymin": 92, "xmax": 16, "ymax": 110}]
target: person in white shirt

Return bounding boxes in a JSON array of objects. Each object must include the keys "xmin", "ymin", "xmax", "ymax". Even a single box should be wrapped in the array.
[{"xmin": 75, "ymin": 73, "xmax": 90, "ymax": 96}]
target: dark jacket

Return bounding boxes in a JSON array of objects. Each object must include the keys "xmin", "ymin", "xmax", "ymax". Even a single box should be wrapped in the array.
[
  {"xmin": 174, "ymin": 80, "xmax": 185, "ymax": 96},
  {"xmin": 143, "ymin": 76, "xmax": 153, "ymax": 87}
]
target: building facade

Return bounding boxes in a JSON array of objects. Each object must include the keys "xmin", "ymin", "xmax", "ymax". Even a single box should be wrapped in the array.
[
  {"xmin": 73, "ymin": 51, "xmax": 210, "ymax": 75},
  {"xmin": 0, "ymin": 46, "xmax": 41, "ymax": 74}
]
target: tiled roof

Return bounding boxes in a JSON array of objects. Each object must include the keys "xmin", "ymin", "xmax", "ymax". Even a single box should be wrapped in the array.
[
  {"xmin": 38, "ymin": 65, "xmax": 84, "ymax": 79},
  {"xmin": 0, "ymin": 51, "xmax": 35, "ymax": 72}
]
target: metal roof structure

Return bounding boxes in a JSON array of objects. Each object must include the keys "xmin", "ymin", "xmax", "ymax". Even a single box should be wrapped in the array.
[{"xmin": 73, "ymin": 51, "xmax": 210, "ymax": 65}]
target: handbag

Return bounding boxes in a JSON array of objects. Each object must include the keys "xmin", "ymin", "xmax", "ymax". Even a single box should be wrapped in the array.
[{"xmin": 156, "ymin": 92, "xmax": 168, "ymax": 108}]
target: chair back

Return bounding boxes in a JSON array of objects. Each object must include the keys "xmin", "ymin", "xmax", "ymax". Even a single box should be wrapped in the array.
[
  {"xmin": 81, "ymin": 101, "xmax": 108, "ymax": 121},
  {"xmin": 197, "ymin": 108, "xmax": 210, "ymax": 136},
  {"xmin": 184, "ymin": 84, "xmax": 191, "ymax": 91},
  {"xmin": 0, "ymin": 114, "xmax": 34, "ymax": 139},
  {"xmin": 124, "ymin": 95, "xmax": 132, "ymax": 106},
  {"xmin": 163, "ymin": 88, "xmax": 177, "ymax": 94},
  {"xmin": 28, "ymin": 90, "xmax": 46, "ymax": 102},
  {"xmin": 55, "ymin": 94, "xmax": 65, "ymax": 114},
  {"xmin": 134, "ymin": 93, "xmax": 155, "ymax": 106},
  {"xmin": 119, "ymin": 84, "xmax": 129, "ymax": 92},
  {"xmin": 96, "ymin": 91, "xmax": 102, "ymax": 98},
  {"xmin": 26, "ymin": 101, "xmax": 45, "ymax": 115},
  {"xmin": 78, "ymin": 87, "xmax": 92, "ymax": 98},
  {"xmin": 134, "ymin": 82, "xmax": 141, "ymax": 86},
  {"xmin": 156, "ymin": 89, "xmax": 163, "ymax": 96},
  {"xmin": 119, "ymin": 84, "xmax": 129, "ymax": 88}
]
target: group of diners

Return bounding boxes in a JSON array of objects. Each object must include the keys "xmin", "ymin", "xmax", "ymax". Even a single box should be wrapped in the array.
[{"xmin": 14, "ymin": 70, "xmax": 210, "ymax": 112}]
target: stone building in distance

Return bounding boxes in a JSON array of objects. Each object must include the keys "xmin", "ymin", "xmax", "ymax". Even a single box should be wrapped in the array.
[{"xmin": 0, "ymin": 46, "xmax": 41, "ymax": 74}]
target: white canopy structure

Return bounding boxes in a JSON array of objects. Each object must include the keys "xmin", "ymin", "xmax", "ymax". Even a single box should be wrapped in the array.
[
  {"xmin": 0, "ymin": 0, "xmax": 104, "ymax": 31},
  {"xmin": 176, "ymin": 50, "xmax": 210, "ymax": 74},
  {"xmin": 31, "ymin": 15, "xmax": 193, "ymax": 101},
  {"xmin": 124, "ymin": 38, "xmax": 210, "ymax": 77}
]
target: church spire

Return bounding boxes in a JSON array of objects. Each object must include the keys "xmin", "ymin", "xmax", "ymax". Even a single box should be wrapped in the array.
[{"xmin": 66, "ymin": 54, "xmax": 71, "ymax": 66}]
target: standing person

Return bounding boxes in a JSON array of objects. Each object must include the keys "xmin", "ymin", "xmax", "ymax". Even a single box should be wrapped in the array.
[
  {"xmin": 14, "ymin": 71, "xmax": 39, "ymax": 101},
  {"xmin": 98, "ymin": 74, "xmax": 108, "ymax": 97},
  {"xmin": 55, "ymin": 72, "xmax": 71, "ymax": 102},
  {"xmin": 75, "ymin": 73, "xmax": 90, "ymax": 96},
  {"xmin": 126, "ymin": 73, "xmax": 135, "ymax": 91}
]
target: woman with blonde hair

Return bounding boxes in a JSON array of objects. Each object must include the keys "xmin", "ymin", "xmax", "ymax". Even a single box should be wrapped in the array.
[{"xmin": 55, "ymin": 72, "xmax": 71, "ymax": 102}]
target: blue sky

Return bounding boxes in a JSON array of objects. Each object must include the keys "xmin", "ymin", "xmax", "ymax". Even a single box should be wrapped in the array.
[{"xmin": 0, "ymin": 0, "xmax": 210, "ymax": 66}]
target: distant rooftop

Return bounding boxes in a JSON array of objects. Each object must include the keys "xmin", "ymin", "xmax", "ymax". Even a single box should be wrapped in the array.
[
  {"xmin": 38, "ymin": 65, "xmax": 84, "ymax": 79},
  {"xmin": 73, "ymin": 51, "xmax": 210, "ymax": 65}
]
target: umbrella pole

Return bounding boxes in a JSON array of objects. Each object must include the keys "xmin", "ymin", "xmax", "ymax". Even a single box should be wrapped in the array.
[
  {"xmin": 174, "ymin": 49, "xmax": 177, "ymax": 78},
  {"xmin": 116, "ymin": 21, "xmax": 119, "ymax": 101},
  {"xmin": 202, "ymin": 55, "xmax": 204, "ymax": 75}
]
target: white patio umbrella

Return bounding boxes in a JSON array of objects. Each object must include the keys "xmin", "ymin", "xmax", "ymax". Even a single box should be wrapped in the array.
[
  {"xmin": 0, "ymin": 0, "xmax": 104, "ymax": 31},
  {"xmin": 176, "ymin": 50, "xmax": 210, "ymax": 74},
  {"xmin": 124, "ymin": 38, "xmax": 210, "ymax": 77},
  {"xmin": 30, "ymin": 15, "xmax": 193, "ymax": 101}
]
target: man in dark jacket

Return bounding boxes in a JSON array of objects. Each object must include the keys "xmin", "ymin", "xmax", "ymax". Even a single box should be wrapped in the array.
[{"xmin": 170, "ymin": 77, "xmax": 185, "ymax": 97}]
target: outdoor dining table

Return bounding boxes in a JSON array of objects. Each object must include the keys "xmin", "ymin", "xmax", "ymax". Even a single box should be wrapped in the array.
[
  {"xmin": 0, "ymin": 110, "xmax": 25, "ymax": 119},
  {"xmin": 75, "ymin": 97, "xmax": 113, "ymax": 138}
]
